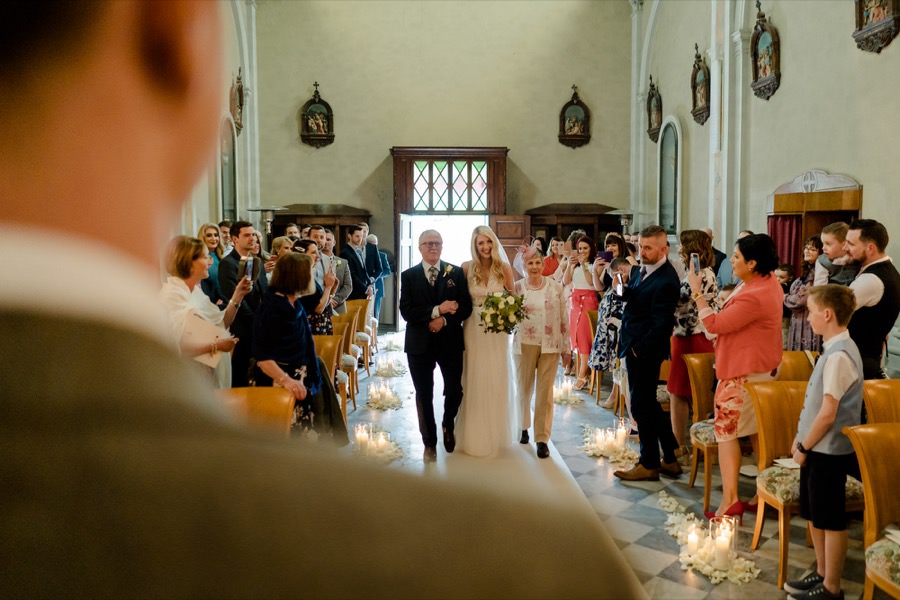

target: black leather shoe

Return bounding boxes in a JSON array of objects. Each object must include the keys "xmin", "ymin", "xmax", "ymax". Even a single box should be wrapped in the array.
[
  {"xmin": 423, "ymin": 446, "xmax": 437, "ymax": 463},
  {"xmin": 536, "ymin": 442, "xmax": 550, "ymax": 459},
  {"xmin": 442, "ymin": 427, "xmax": 455, "ymax": 453},
  {"xmin": 519, "ymin": 430, "xmax": 529, "ymax": 444}
]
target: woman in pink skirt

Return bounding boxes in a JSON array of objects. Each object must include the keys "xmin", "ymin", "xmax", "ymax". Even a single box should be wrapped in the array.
[{"xmin": 563, "ymin": 235, "xmax": 600, "ymax": 390}]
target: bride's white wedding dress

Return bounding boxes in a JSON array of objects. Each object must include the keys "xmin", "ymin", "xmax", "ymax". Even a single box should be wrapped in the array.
[{"xmin": 455, "ymin": 270, "xmax": 517, "ymax": 457}]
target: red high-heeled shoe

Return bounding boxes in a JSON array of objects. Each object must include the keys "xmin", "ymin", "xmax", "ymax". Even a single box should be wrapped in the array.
[{"xmin": 704, "ymin": 500, "xmax": 745, "ymax": 525}]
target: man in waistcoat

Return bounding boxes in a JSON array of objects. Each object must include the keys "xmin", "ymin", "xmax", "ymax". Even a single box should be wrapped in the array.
[{"xmin": 845, "ymin": 219, "xmax": 900, "ymax": 380}]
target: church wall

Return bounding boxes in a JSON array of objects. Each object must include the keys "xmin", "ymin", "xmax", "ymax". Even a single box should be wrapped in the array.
[
  {"xmin": 255, "ymin": 0, "xmax": 631, "ymax": 244},
  {"xmin": 746, "ymin": 1, "xmax": 900, "ymax": 254},
  {"xmin": 639, "ymin": 0, "xmax": 711, "ymax": 235}
]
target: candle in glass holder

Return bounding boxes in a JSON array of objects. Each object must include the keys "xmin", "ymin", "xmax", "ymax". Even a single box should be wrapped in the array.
[
  {"xmin": 561, "ymin": 381, "xmax": 572, "ymax": 400},
  {"xmin": 355, "ymin": 424, "xmax": 369, "ymax": 452},
  {"xmin": 375, "ymin": 431, "xmax": 388, "ymax": 450},
  {"xmin": 614, "ymin": 423, "xmax": 627, "ymax": 448},
  {"xmin": 686, "ymin": 529, "xmax": 699, "ymax": 555},
  {"xmin": 713, "ymin": 533, "xmax": 731, "ymax": 570}
]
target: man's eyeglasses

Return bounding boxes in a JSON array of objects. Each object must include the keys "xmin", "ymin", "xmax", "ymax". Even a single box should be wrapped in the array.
[{"xmin": 420, "ymin": 241, "xmax": 443, "ymax": 248}]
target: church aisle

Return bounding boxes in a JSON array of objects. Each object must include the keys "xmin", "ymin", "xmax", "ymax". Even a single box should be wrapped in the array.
[{"xmin": 347, "ymin": 333, "xmax": 871, "ymax": 599}]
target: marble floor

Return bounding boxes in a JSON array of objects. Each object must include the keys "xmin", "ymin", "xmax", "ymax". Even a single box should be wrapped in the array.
[{"xmin": 346, "ymin": 332, "xmax": 882, "ymax": 600}]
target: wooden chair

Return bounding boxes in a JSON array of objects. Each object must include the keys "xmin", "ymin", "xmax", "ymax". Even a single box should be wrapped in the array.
[
  {"xmin": 346, "ymin": 299, "xmax": 373, "ymax": 377},
  {"xmin": 331, "ymin": 321, "xmax": 353, "ymax": 409},
  {"xmin": 219, "ymin": 387, "xmax": 295, "ymax": 437},
  {"xmin": 332, "ymin": 311, "xmax": 359, "ymax": 403},
  {"xmin": 746, "ymin": 381, "xmax": 865, "ymax": 588},
  {"xmin": 863, "ymin": 379, "xmax": 900, "ymax": 423},
  {"xmin": 843, "ymin": 423, "xmax": 900, "ymax": 600},
  {"xmin": 776, "ymin": 350, "xmax": 818, "ymax": 381},
  {"xmin": 682, "ymin": 352, "xmax": 718, "ymax": 513},
  {"xmin": 585, "ymin": 309, "xmax": 602, "ymax": 401},
  {"xmin": 313, "ymin": 333, "xmax": 346, "ymax": 425}
]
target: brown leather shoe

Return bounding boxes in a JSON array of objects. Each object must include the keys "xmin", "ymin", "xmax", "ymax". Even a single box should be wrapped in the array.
[
  {"xmin": 613, "ymin": 464, "xmax": 660, "ymax": 481},
  {"xmin": 659, "ymin": 460, "xmax": 683, "ymax": 478},
  {"xmin": 423, "ymin": 446, "xmax": 437, "ymax": 463}
]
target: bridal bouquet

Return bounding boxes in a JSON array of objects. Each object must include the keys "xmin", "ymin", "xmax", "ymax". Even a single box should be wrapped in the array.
[{"xmin": 479, "ymin": 291, "xmax": 527, "ymax": 334}]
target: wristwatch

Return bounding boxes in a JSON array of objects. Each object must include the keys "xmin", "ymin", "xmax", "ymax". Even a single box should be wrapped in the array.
[{"xmin": 796, "ymin": 441, "xmax": 809, "ymax": 454}]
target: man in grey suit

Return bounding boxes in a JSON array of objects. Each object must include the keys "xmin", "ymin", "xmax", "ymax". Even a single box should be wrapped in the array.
[
  {"xmin": 318, "ymin": 227, "xmax": 353, "ymax": 314},
  {"xmin": 0, "ymin": 2, "xmax": 644, "ymax": 598}
]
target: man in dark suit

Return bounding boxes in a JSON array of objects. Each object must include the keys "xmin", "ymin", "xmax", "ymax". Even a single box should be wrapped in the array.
[
  {"xmin": 367, "ymin": 233, "xmax": 391, "ymax": 321},
  {"xmin": 703, "ymin": 227, "xmax": 728, "ymax": 276},
  {"xmin": 218, "ymin": 220, "xmax": 268, "ymax": 386},
  {"xmin": 340, "ymin": 224, "xmax": 373, "ymax": 301},
  {"xmin": 399, "ymin": 230, "xmax": 473, "ymax": 462},
  {"xmin": 614, "ymin": 225, "xmax": 683, "ymax": 481},
  {"xmin": 360, "ymin": 222, "xmax": 385, "ymax": 286}
]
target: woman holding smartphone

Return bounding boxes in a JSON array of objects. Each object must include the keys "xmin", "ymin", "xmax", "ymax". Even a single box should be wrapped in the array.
[
  {"xmin": 563, "ymin": 235, "xmax": 600, "ymax": 390},
  {"xmin": 668, "ymin": 230, "xmax": 720, "ymax": 451},
  {"xmin": 591, "ymin": 233, "xmax": 637, "ymax": 292}
]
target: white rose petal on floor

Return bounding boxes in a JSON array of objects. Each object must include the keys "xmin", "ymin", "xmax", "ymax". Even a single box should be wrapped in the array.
[
  {"xmin": 657, "ymin": 490, "xmax": 761, "ymax": 585},
  {"xmin": 374, "ymin": 357, "xmax": 407, "ymax": 377}
]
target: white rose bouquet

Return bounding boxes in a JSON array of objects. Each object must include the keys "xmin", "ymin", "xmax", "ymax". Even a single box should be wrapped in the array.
[{"xmin": 479, "ymin": 290, "xmax": 527, "ymax": 334}]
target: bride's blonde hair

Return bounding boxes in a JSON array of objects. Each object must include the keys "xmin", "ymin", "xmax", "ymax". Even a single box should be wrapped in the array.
[{"xmin": 469, "ymin": 225, "xmax": 505, "ymax": 286}]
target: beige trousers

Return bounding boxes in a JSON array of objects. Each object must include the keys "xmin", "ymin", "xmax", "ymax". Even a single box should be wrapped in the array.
[{"xmin": 515, "ymin": 344, "xmax": 559, "ymax": 443}]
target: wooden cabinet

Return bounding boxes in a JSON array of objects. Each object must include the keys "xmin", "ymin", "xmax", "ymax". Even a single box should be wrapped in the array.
[{"xmin": 526, "ymin": 203, "xmax": 623, "ymax": 246}]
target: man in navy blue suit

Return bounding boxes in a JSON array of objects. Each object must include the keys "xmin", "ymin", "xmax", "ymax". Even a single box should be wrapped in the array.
[{"xmin": 614, "ymin": 225, "xmax": 682, "ymax": 481}]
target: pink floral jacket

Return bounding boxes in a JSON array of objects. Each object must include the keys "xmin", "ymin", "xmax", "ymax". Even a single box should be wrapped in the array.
[{"xmin": 512, "ymin": 277, "xmax": 568, "ymax": 354}]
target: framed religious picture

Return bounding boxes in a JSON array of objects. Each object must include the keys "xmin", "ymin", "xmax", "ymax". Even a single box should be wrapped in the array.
[
  {"xmin": 690, "ymin": 44, "xmax": 710, "ymax": 126},
  {"xmin": 750, "ymin": 1, "xmax": 781, "ymax": 101},
  {"xmin": 298, "ymin": 82, "xmax": 334, "ymax": 148},
  {"xmin": 646, "ymin": 75, "xmax": 662, "ymax": 143},
  {"xmin": 558, "ymin": 85, "xmax": 591, "ymax": 148},
  {"xmin": 853, "ymin": 0, "xmax": 899, "ymax": 53}
]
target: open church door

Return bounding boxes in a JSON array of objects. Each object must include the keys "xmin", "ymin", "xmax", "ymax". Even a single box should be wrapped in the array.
[
  {"xmin": 396, "ymin": 213, "xmax": 415, "ymax": 331},
  {"xmin": 490, "ymin": 214, "xmax": 530, "ymax": 277}
]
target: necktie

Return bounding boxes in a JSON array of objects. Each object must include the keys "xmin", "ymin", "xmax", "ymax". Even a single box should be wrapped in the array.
[
  {"xmin": 428, "ymin": 266, "xmax": 438, "ymax": 287},
  {"xmin": 639, "ymin": 266, "xmax": 647, "ymax": 283}
]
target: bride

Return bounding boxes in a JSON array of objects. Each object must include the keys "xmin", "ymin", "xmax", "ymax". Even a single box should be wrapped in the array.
[{"xmin": 456, "ymin": 225, "xmax": 518, "ymax": 457}]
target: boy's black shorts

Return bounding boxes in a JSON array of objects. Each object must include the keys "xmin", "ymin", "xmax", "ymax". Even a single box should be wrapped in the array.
[{"xmin": 799, "ymin": 451, "xmax": 860, "ymax": 531}]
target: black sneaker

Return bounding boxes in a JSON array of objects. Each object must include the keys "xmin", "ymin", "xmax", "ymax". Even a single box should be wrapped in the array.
[
  {"xmin": 787, "ymin": 582, "xmax": 843, "ymax": 600},
  {"xmin": 783, "ymin": 573, "xmax": 824, "ymax": 595}
]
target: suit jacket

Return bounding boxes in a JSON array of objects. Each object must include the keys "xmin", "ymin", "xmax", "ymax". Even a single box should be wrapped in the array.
[
  {"xmin": 618, "ymin": 259, "xmax": 680, "ymax": 360},
  {"xmin": 0, "ymin": 309, "xmax": 646, "ymax": 599},
  {"xmin": 329, "ymin": 254, "xmax": 353, "ymax": 313},
  {"xmin": 340, "ymin": 244, "xmax": 370, "ymax": 300},
  {"xmin": 218, "ymin": 251, "xmax": 268, "ymax": 339},
  {"xmin": 365, "ymin": 242, "xmax": 384, "ymax": 283},
  {"xmin": 399, "ymin": 261, "xmax": 472, "ymax": 355},
  {"xmin": 374, "ymin": 250, "xmax": 391, "ymax": 297}
]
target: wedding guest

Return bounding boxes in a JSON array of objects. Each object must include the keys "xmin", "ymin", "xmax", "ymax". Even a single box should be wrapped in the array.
[
  {"xmin": 785, "ymin": 236, "xmax": 824, "ymax": 352},
  {"xmin": 668, "ymin": 230, "xmax": 719, "ymax": 449},
  {"xmin": 589, "ymin": 257, "xmax": 635, "ymax": 408},
  {"xmin": 271, "ymin": 235, "xmax": 294, "ymax": 258},
  {"xmin": 159, "ymin": 236, "xmax": 250, "ymax": 387},
  {"xmin": 284, "ymin": 223, "xmax": 300, "ymax": 239},
  {"xmin": 557, "ymin": 228, "xmax": 586, "ymax": 376},
  {"xmin": 0, "ymin": 3, "xmax": 644, "ymax": 596},
  {"xmin": 367, "ymin": 233, "xmax": 389, "ymax": 321},
  {"xmin": 719, "ymin": 283, "xmax": 737, "ymax": 303},
  {"xmin": 321, "ymin": 228, "xmax": 353, "ymax": 314},
  {"xmin": 613, "ymin": 226, "xmax": 682, "ymax": 482},
  {"xmin": 814, "ymin": 222, "xmax": 858, "ymax": 286},
  {"xmin": 219, "ymin": 219, "xmax": 233, "ymax": 255},
  {"xmin": 716, "ymin": 229, "xmax": 753, "ymax": 289},
  {"xmin": 513, "ymin": 246, "xmax": 568, "ymax": 459},
  {"xmin": 299, "ymin": 224, "xmax": 311, "ymax": 239},
  {"xmin": 591, "ymin": 232, "xmax": 637, "ymax": 293},
  {"xmin": 197, "ymin": 222, "xmax": 225, "ymax": 306},
  {"xmin": 253, "ymin": 252, "xmax": 347, "ymax": 443},
  {"xmin": 846, "ymin": 219, "xmax": 900, "ymax": 380},
  {"xmin": 702, "ymin": 227, "xmax": 728, "ymax": 276},
  {"xmin": 341, "ymin": 224, "xmax": 374, "ymax": 301},
  {"xmin": 563, "ymin": 235, "xmax": 600, "ymax": 390},
  {"xmin": 689, "ymin": 233, "xmax": 783, "ymax": 520},
  {"xmin": 775, "ymin": 263, "xmax": 795, "ymax": 348},
  {"xmin": 542, "ymin": 236, "xmax": 563, "ymax": 277},
  {"xmin": 252, "ymin": 229, "xmax": 275, "ymax": 279},
  {"xmin": 293, "ymin": 238, "xmax": 338, "ymax": 335},
  {"xmin": 785, "ymin": 284, "xmax": 862, "ymax": 600}
]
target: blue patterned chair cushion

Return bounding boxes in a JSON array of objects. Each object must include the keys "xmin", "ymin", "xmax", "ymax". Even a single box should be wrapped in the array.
[
  {"xmin": 757, "ymin": 465, "xmax": 864, "ymax": 504},
  {"xmin": 689, "ymin": 420, "xmax": 716, "ymax": 445},
  {"xmin": 866, "ymin": 537, "xmax": 900, "ymax": 587}
]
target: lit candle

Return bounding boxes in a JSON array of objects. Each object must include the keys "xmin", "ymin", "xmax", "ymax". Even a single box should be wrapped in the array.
[
  {"xmin": 355, "ymin": 424, "xmax": 369, "ymax": 452},
  {"xmin": 594, "ymin": 428, "xmax": 604, "ymax": 448},
  {"xmin": 713, "ymin": 533, "xmax": 731, "ymax": 570},
  {"xmin": 615, "ymin": 424, "xmax": 627, "ymax": 448},
  {"xmin": 686, "ymin": 530, "xmax": 699, "ymax": 555}
]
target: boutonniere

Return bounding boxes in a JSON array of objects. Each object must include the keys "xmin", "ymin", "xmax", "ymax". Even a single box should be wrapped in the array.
[
  {"xmin": 442, "ymin": 264, "xmax": 454, "ymax": 278},
  {"xmin": 334, "ymin": 258, "xmax": 342, "ymax": 268}
]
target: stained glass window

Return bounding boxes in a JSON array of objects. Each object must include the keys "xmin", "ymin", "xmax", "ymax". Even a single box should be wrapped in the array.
[{"xmin": 409, "ymin": 158, "xmax": 489, "ymax": 213}]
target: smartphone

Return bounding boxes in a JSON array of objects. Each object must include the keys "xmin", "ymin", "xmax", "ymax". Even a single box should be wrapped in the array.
[
  {"xmin": 614, "ymin": 272, "xmax": 624, "ymax": 296},
  {"xmin": 690, "ymin": 253, "xmax": 700, "ymax": 274},
  {"xmin": 597, "ymin": 250, "xmax": 614, "ymax": 262},
  {"xmin": 242, "ymin": 257, "xmax": 254, "ymax": 280}
]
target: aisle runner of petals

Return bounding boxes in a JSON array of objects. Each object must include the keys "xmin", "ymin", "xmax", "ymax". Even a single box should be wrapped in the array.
[
  {"xmin": 352, "ymin": 423, "xmax": 404, "ymax": 464},
  {"xmin": 657, "ymin": 491, "xmax": 761, "ymax": 585},
  {"xmin": 580, "ymin": 424, "xmax": 639, "ymax": 464}
]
